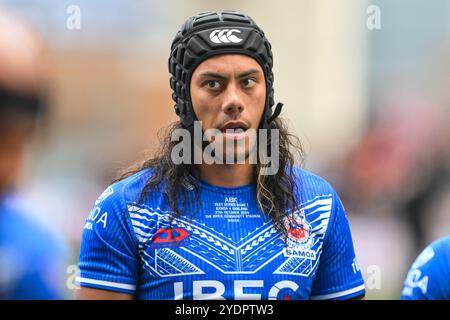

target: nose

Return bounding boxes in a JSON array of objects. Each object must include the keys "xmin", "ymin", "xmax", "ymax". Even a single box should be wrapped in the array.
[{"xmin": 222, "ymin": 82, "xmax": 244, "ymax": 116}]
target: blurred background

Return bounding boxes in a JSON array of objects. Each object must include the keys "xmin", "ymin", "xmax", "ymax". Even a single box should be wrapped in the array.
[{"xmin": 0, "ymin": 0, "xmax": 449, "ymax": 299}]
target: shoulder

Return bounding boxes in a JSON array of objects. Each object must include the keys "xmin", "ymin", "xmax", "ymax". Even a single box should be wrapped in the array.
[
  {"xmin": 291, "ymin": 166, "xmax": 339, "ymax": 202},
  {"xmin": 412, "ymin": 236, "xmax": 450, "ymax": 272},
  {"xmin": 402, "ymin": 235, "xmax": 450, "ymax": 299},
  {"xmin": 290, "ymin": 167, "xmax": 346, "ymax": 239},
  {"xmin": 86, "ymin": 168, "xmax": 160, "ymax": 230},
  {"xmin": 95, "ymin": 168, "xmax": 156, "ymax": 207},
  {"xmin": 291, "ymin": 167, "xmax": 351, "ymax": 244},
  {"xmin": 422, "ymin": 236, "xmax": 450, "ymax": 272},
  {"xmin": 81, "ymin": 169, "xmax": 159, "ymax": 249},
  {"xmin": 430, "ymin": 235, "xmax": 450, "ymax": 257}
]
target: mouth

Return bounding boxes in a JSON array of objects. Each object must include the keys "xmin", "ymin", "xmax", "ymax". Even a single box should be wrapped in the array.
[
  {"xmin": 219, "ymin": 121, "xmax": 249, "ymax": 140},
  {"xmin": 220, "ymin": 120, "xmax": 249, "ymax": 132}
]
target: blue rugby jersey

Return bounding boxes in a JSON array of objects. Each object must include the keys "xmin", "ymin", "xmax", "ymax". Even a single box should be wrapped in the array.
[
  {"xmin": 76, "ymin": 167, "xmax": 365, "ymax": 300},
  {"xmin": 401, "ymin": 236, "xmax": 450, "ymax": 300},
  {"xmin": 0, "ymin": 193, "xmax": 67, "ymax": 299}
]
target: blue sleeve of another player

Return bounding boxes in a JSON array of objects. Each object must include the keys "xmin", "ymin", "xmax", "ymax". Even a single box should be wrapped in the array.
[
  {"xmin": 10, "ymin": 228, "xmax": 68, "ymax": 299},
  {"xmin": 310, "ymin": 191, "xmax": 365, "ymax": 300},
  {"xmin": 77, "ymin": 184, "xmax": 139, "ymax": 294},
  {"xmin": 401, "ymin": 237, "xmax": 450, "ymax": 300}
]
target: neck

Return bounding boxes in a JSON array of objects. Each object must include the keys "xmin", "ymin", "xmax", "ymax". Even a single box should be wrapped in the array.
[{"xmin": 198, "ymin": 163, "xmax": 255, "ymax": 187}]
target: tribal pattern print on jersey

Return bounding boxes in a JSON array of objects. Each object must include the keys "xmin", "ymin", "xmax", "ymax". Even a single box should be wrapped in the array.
[{"xmin": 77, "ymin": 167, "xmax": 365, "ymax": 300}]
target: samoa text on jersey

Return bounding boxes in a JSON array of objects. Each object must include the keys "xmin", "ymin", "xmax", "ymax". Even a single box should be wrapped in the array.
[{"xmin": 77, "ymin": 167, "xmax": 365, "ymax": 300}]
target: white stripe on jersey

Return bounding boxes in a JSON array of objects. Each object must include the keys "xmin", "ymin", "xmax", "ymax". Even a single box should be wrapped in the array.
[
  {"xmin": 76, "ymin": 277, "xmax": 136, "ymax": 291},
  {"xmin": 310, "ymin": 284, "xmax": 366, "ymax": 300}
]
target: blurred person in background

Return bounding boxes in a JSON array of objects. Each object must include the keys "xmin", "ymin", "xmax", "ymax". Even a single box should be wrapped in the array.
[
  {"xmin": 401, "ymin": 235, "xmax": 450, "ymax": 300},
  {"xmin": 0, "ymin": 10, "xmax": 67, "ymax": 299},
  {"xmin": 334, "ymin": 93, "xmax": 450, "ymax": 260}
]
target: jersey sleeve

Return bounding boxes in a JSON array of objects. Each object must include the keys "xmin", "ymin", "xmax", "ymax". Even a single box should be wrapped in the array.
[
  {"xmin": 401, "ymin": 237, "xmax": 450, "ymax": 300},
  {"xmin": 310, "ymin": 190, "xmax": 366, "ymax": 300},
  {"xmin": 76, "ymin": 183, "xmax": 139, "ymax": 295}
]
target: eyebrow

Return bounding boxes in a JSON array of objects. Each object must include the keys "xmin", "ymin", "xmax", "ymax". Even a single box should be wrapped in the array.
[
  {"xmin": 197, "ymin": 68, "xmax": 260, "ymax": 80},
  {"xmin": 237, "ymin": 68, "xmax": 259, "ymax": 78}
]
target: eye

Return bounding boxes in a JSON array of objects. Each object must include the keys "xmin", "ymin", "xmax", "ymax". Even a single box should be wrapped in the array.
[
  {"xmin": 205, "ymin": 80, "xmax": 221, "ymax": 90},
  {"xmin": 242, "ymin": 78, "xmax": 256, "ymax": 88}
]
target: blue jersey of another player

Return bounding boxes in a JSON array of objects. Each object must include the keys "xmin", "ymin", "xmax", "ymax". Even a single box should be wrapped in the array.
[
  {"xmin": 402, "ymin": 236, "xmax": 450, "ymax": 300},
  {"xmin": 0, "ymin": 192, "xmax": 67, "ymax": 299},
  {"xmin": 77, "ymin": 167, "xmax": 365, "ymax": 300}
]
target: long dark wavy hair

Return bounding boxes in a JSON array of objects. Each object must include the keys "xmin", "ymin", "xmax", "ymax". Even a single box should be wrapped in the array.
[{"xmin": 116, "ymin": 117, "xmax": 305, "ymax": 240}]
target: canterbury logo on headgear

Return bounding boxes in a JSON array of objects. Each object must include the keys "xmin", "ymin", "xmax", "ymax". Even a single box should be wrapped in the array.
[{"xmin": 209, "ymin": 29, "xmax": 243, "ymax": 44}]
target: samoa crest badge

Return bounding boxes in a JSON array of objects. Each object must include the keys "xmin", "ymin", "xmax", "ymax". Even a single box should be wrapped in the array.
[{"xmin": 283, "ymin": 209, "xmax": 316, "ymax": 259}]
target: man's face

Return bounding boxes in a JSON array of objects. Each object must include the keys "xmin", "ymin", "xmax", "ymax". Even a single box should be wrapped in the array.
[{"xmin": 190, "ymin": 54, "xmax": 266, "ymax": 162}]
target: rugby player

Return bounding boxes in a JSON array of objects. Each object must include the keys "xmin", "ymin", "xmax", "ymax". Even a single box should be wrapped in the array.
[
  {"xmin": 401, "ymin": 235, "xmax": 450, "ymax": 300},
  {"xmin": 0, "ymin": 11, "xmax": 66, "ymax": 299},
  {"xmin": 76, "ymin": 10, "xmax": 365, "ymax": 300}
]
